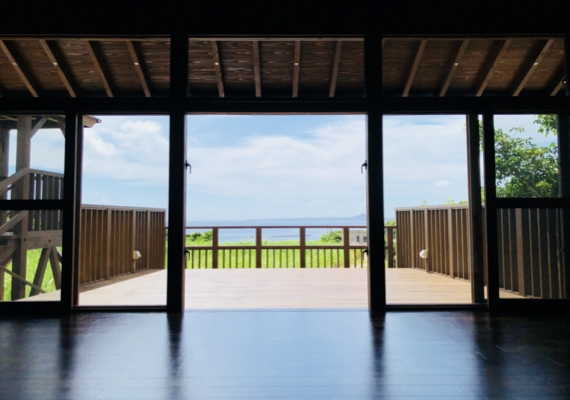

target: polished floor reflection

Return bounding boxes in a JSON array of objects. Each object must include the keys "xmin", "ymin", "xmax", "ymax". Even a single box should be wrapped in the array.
[{"xmin": 0, "ymin": 311, "xmax": 569, "ymax": 399}]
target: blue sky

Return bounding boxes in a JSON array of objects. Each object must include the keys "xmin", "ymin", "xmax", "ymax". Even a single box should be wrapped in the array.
[{"xmin": 16, "ymin": 113, "xmax": 557, "ymax": 220}]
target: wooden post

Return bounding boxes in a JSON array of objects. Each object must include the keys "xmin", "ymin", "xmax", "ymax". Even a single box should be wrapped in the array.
[
  {"xmin": 300, "ymin": 227, "xmax": 306, "ymax": 269},
  {"xmin": 0, "ymin": 127, "xmax": 9, "ymax": 224},
  {"xmin": 11, "ymin": 116, "xmax": 31, "ymax": 300},
  {"xmin": 557, "ymin": 112, "xmax": 570, "ymax": 298},
  {"xmin": 483, "ymin": 111, "xmax": 499, "ymax": 309},
  {"xmin": 212, "ymin": 227, "xmax": 219, "ymax": 269},
  {"xmin": 447, "ymin": 208, "xmax": 455, "ymax": 278},
  {"xmin": 387, "ymin": 227, "xmax": 394, "ymax": 268},
  {"xmin": 131, "ymin": 209, "xmax": 136, "ymax": 273},
  {"xmin": 255, "ymin": 227, "xmax": 262, "ymax": 269},
  {"xmin": 105, "ymin": 208, "xmax": 111, "ymax": 280},
  {"xmin": 343, "ymin": 227, "xmax": 350, "ymax": 268},
  {"xmin": 466, "ymin": 114, "xmax": 486, "ymax": 303},
  {"xmin": 409, "ymin": 209, "xmax": 415, "ymax": 268},
  {"xmin": 424, "ymin": 208, "xmax": 430, "ymax": 272},
  {"xmin": 0, "ymin": 127, "xmax": 8, "ymax": 298}
]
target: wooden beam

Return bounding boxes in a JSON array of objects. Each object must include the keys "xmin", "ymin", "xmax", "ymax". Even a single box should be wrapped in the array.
[
  {"xmin": 30, "ymin": 248, "xmax": 50, "ymax": 296},
  {"xmin": 39, "ymin": 40, "xmax": 77, "ymax": 97},
  {"xmin": 0, "ymin": 211, "xmax": 28, "ymax": 236},
  {"xmin": 476, "ymin": 39, "xmax": 511, "ymax": 97},
  {"xmin": 253, "ymin": 40, "xmax": 261, "ymax": 98},
  {"xmin": 292, "ymin": 41, "xmax": 301, "ymax": 98},
  {"xmin": 126, "ymin": 41, "xmax": 151, "ymax": 98},
  {"xmin": 329, "ymin": 40, "xmax": 342, "ymax": 98},
  {"xmin": 1, "ymin": 264, "xmax": 46, "ymax": 294},
  {"xmin": 30, "ymin": 116, "xmax": 47, "ymax": 138},
  {"xmin": 403, "ymin": 39, "xmax": 427, "ymax": 97},
  {"xmin": 85, "ymin": 41, "xmax": 114, "ymax": 97},
  {"xmin": 513, "ymin": 39, "xmax": 554, "ymax": 96},
  {"xmin": 439, "ymin": 40, "xmax": 469, "ymax": 97},
  {"xmin": 548, "ymin": 62, "xmax": 565, "ymax": 96},
  {"xmin": 0, "ymin": 40, "xmax": 39, "ymax": 97},
  {"xmin": 211, "ymin": 41, "xmax": 225, "ymax": 98},
  {"xmin": 551, "ymin": 76, "xmax": 566, "ymax": 96}
]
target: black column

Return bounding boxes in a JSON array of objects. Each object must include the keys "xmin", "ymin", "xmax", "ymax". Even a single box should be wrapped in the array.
[
  {"xmin": 364, "ymin": 34, "xmax": 385, "ymax": 312},
  {"xmin": 482, "ymin": 111, "xmax": 499, "ymax": 309},
  {"xmin": 466, "ymin": 114, "xmax": 485, "ymax": 303},
  {"xmin": 61, "ymin": 111, "xmax": 82, "ymax": 312},
  {"xmin": 167, "ymin": 33, "xmax": 188, "ymax": 312}
]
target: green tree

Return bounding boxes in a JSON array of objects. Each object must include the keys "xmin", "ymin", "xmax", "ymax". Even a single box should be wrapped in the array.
[{"xmin": 482, "ymin": 115, "xmax": 559, "ymax": 198}]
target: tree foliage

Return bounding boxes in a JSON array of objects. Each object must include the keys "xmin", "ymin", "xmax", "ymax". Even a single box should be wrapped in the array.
[{"xmin": 487, "ymin": 115, "xmax": 559, "ymax": 198}]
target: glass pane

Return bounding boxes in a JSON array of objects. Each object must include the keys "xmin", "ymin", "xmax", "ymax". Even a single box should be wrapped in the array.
[
  {"xmin": 497, "ymin": 208, "xmax": 568, "ymax": 299},
  {"xmin": 0, "ymin": 115, "xmax": 67, "ymax": 200},
  {"xmin": 79, "ymin": 115, "xmax": 168, "ymax": 306},
  {"xmin": 494, "ymin": 114, "xmax": 559, "ymax": 198},
  {"xmin": 383, "ymin": 38, "xmax": 565, "ymax": 97},
  {"xmin": 384, "ymin": 115, "xmax": 473, "ymax": 304},
  {"xmin": 1, "ymin": 210, "xmax": 62, "ymax": 302}
]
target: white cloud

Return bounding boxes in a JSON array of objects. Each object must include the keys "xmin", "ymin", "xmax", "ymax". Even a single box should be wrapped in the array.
[
  {"xmin": 187, "ymin": 117, "xmax": 366, "ymax": 202},
  {"xmin": 82, "ymin": 118, "xmax": 169, "ymax": 185},
  {"xmin": 435, "ymin": 180, "xmax": 451, "ymax": 188}
]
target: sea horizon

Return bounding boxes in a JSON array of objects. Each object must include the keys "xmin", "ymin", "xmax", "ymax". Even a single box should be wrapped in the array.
[{"xmin": 184, "ymin": 214, "xmax": 390, "ymax": 242}]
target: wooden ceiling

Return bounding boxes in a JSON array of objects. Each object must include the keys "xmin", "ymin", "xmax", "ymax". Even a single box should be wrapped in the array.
[{"xmin": 0, "ymin": 37, "xmax": 565, "ymax": 98}]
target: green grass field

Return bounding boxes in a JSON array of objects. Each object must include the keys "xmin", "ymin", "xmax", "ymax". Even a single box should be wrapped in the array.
[
  {"xmin": 186, "ymin": 238, "xmax": 366, "ymax": 269},
  {"xmin": 2, "ymin": 249, "xmax": 58, "ymax": 301}
]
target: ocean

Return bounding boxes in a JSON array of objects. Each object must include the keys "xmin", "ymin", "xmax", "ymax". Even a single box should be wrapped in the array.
[{"xmin": 185, "ymin": 216, "xmax": 371, "ymax": 243}]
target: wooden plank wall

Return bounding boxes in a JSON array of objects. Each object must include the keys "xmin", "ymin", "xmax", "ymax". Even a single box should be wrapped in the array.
[
  {"xmin": 396, "ymin": 205, "xmax": 470, "ymax": 279},
  {"xmin": 498, "ymin": 208, "xmax": 563, "ymax": 298},
  {"xmin": 79, "ymin": 206, "xmax": 165, "ymax": 285},
  {"xmin": 396, "ymin": 205, "xmax": 566, "ymax": 299}
]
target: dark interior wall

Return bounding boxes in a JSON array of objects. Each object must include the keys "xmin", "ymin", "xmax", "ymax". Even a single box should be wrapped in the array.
[{"xmin": 0, "ymin": 1, "xmax": 568, "ymax": 36}]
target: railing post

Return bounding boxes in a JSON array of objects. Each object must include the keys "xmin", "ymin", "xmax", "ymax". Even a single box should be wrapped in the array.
[
  {"xmin": 343, "ymin": 227, "xmax": 350, "ymax": 268},
  {"xmin": 300, "ymin": 227, "xmax": 306, "ymax": 269},
  {"xmin": 424, "ymin": 208, "xmax": 430, "ymax": 272},
  {"xmin": 212, "ymin": 227, "xmax": 219, "ymax": 269},
  {"xmin": 448, "ymin": 207, "xmax": 455, "ymax": 278},
  {"xmin": 131, "ymin": 209, "xmax": 136, "ymax": 273},
  {"xmin": 105, "ymin": 208, "xmax": 111, "ymax": 280},
  {"xmin": 255, "ymin": 227, "xmax": 262, "ymax": 269},
  {"xmin": 387, "ymin": 226, "xmax": 394, "ymax": 268}
]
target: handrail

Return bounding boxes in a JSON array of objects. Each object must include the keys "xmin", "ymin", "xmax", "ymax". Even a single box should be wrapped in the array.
[{"xmin": 184, "ymin": 225, "xmax": 397, "ymax": 269}]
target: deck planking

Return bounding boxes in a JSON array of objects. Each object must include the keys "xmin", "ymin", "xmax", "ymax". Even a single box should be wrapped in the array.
[{"xmin": 23, "ymin": 268, "xmax": 521, "ymax": 306}]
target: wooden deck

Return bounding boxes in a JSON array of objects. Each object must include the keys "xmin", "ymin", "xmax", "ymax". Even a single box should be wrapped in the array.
[{"xmin": 26, "ymin": 268, "xmax": 521, "ymax": 306}]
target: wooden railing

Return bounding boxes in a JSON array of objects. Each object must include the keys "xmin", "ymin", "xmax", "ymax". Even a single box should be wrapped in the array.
[
  {"xmin": 79, "ymin": 205, "xmax": 166, "ymax": 285},
  {"xmin": 185, "ymin": 226, "xmax": 387, "ymax": 269},
  {"xmin": 395, "ymin": 205, "xmax": 567, "ymax": 299},
  {"xmin": 396, "ymin": 205, "xmax": 470, "ymax": 279},
  {"xmin": 497, "ymin": 208, "xmax": 565, "ymax": 299}
]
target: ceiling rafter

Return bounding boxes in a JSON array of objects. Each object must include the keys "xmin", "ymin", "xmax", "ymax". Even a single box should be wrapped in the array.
[
  {"xmin": 475, "ymin": 39, "xmax": 511, "ymax": 97},
  {"xmin": 85, "ymin": 41, "xmax": 114, "ymax": 98},
  {"xmin": 439, "ymin": 40, "xmax": 469, "ymax": 97},
  {"xmin": 39, "ymin": 39, "xmax": 77, "ymax": 97},
  {"xmin": 403, "ymin": 39, "xmax": 427, "ymax": 97},
  {"xmin": 211, "ymin": 41, "xmax": 225, "ymax": 98},
  {"xmin": 253, "ymin": 40, "xmax": 261, "ymax": 98},
  {"xmin": 329, "ymin": 40, "xmax": 342, "ymax": 98},
  {"xmin": 0, "ymin": 40, "xmax": 39, "ymax": 97},
  {"xmin": 126, "ymin": 41, "xmax": 151, "ymax": 97},
  {"xmin": 292, "ymin": 41, "xmax": 301, "ymax": 98},
  {"xmin": 549, "ymin": 66, "xmax": 566, "ymax": 96},
  {"xmin": 512, "ymin": 39, "xmax": 554, "ymax": 96}
]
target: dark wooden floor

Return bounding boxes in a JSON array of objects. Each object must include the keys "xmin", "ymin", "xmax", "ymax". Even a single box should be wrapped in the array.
[{"xmin": 0, "ymin": 311, "xmax": 569, "ymax": 399}]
